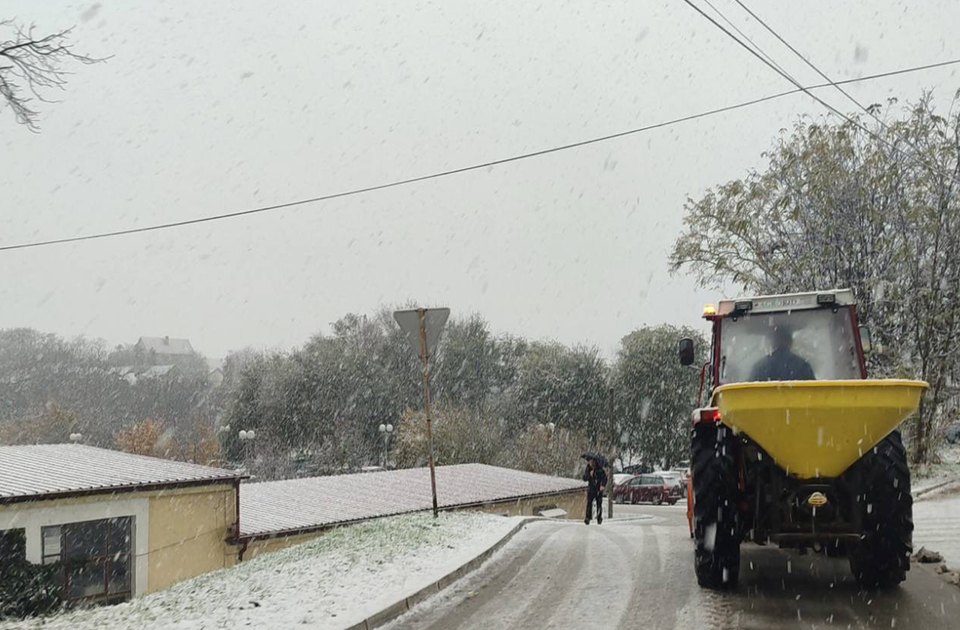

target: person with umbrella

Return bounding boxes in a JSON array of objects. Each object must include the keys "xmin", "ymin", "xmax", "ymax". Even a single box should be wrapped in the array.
[{"xmin": 582, "ymin": 453, "xmax": 607, "ymax": 525}]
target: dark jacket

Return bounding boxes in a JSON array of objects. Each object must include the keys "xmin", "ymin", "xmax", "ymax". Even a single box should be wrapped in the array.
[
  {"xmin": 749, "ymin": 347, "xmax": 815, "ymax": 382},
  {"xmin": 583, "ymin": 465, "xmax": 607, "ymax": 494}
]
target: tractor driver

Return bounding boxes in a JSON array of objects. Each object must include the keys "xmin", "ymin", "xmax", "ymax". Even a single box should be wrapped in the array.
[{"xmin": 749, "ymin": 326, "xmax": 815, "ymax": 382}]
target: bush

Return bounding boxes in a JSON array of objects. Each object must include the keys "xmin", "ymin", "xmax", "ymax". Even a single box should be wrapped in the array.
[
  {"xmin": 0, "ymin": 559, "xmax": 63, "ymax": 620},
  {"xmin": 392, "ymin": 404, "xmax": 504, "ymax": 468}
]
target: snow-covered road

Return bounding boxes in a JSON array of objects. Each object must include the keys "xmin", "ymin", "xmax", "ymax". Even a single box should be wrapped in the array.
[{"xmin": 385, "ymin": 505, "xmax": 960, "ymax": 630}]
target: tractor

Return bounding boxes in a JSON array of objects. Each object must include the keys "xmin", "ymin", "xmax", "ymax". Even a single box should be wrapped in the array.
[{"xmin": 678, "ymin": 289, "xmax": 927, "ymax": 589}]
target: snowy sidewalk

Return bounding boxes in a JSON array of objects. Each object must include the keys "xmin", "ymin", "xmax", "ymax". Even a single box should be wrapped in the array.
[{"xmin": 0, "ymin": 512, "xmax": 526, "ymax": 630}]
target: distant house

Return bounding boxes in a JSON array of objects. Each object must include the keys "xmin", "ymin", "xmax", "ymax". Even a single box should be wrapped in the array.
[
  {"xmin": 208, "ymin": 368, "xmax": 224, "ymax": 388},
  {"xmin": 135, "ymin": 336, "xmax": 195, "ymax": 358},
  {"xmin": 109, "ymin": 366, "xmax": 139, "ymax": 385},
  {"xmin": 206, "ymin": 358, "xmax": 225, "ymax": 388},
  {"xmin": 140, "ymin": 364, "xmax": 181, "ymax": 380},
  {"xmin": 133, "ymin": 336, "xmax": 197, "ymax": 369},
  {"xmin": 109, "ymin": 364, "xmax": 180, "ymax": 385}
]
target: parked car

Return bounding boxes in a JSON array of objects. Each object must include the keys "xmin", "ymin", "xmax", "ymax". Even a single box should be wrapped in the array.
[
  {"xmin": 613, "ymin": 474, "xmax": 678, "ymax": 505},
  {"xmin": 621, "ymin": 463, "xmax": 653, "ymax": 475},
  {"xmin": 946, "ymin": 423, "xmax": 960, "ymax": 444},
  {"xmin": 613, "ymin": 473, "xmax": 635, "ymax": 487},
  {"xmin": 653, "ymin": 470, "xmax": 686, "ymax": 498}
]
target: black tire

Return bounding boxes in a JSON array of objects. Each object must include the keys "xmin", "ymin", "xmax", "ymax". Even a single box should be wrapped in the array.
[
  {"xmin": 655, "ymin": 495, "xmax": 663, "ymax": 506},
  {"xmin": 692, "ymin": 422, "xmax": 741, "ymax": 589},
  {"xmin": 848, "ymin": 431, "xmax": 913, "ymax": 589}
]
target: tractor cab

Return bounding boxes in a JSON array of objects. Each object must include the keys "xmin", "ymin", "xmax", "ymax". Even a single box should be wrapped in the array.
[{"xmin": 680, "ymin": 289, "xmax": 872, "ymax": 401}]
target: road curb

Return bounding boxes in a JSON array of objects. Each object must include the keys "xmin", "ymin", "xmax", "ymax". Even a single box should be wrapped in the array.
[
  {"xmin": 914, "ymin": 477, "xmax": 960, "ymax": 500},
  {"xmin": 349, "ymin": 516, "xmax": 549, "ymax": 630}
]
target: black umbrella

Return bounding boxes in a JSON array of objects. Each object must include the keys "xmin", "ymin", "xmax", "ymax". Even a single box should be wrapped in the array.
[{"xmin": 581, "ymin": 452, "xmax": 609, "ymax": 468}]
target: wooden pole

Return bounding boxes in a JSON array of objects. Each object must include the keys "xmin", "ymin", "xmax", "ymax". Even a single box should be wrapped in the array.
[{"xmin": 419, "ymin": 309, "xmax": 440, "ymax": 518}]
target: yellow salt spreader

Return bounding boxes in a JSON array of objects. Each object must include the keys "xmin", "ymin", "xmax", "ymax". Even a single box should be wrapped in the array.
[{"xmin": 677, "ymin": 289, "xmax": 927, "ymax": 590}]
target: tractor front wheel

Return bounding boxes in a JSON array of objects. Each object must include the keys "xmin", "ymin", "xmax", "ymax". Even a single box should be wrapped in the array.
[
  {"xmin": 848, "ymin": 430, "xmax": 913, "ymax": 588},
  {"xmin": 692, "ymin": 422, "xmax": 741, "ymax": 589}
]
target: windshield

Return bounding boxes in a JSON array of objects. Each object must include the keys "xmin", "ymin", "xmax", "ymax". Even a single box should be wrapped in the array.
[{"xmin": 718, "ymin": 307, "xmax": 860, "ymax": 384}]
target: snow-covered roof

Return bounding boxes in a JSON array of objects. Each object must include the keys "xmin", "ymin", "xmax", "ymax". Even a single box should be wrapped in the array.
[
  {"xmin": 0, "ymin": 444, "xmax": 244, "ymax": 503},
  {"xmin": 140, "ymin": 364, "xmax": 178, "ymax": 378},
  {"xmin": 239, "ymin": 463, "xmax": 586, "ymax": 538},
  {"xmin": 135, "ymin": 336, "xmax": 195, "ymax": 356}
]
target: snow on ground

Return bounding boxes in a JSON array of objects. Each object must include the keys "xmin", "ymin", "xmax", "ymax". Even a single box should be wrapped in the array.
[
  {"xmin": 0, "ymin": 511, "xmax": 524, "ymax": 630},
  {"xmin": 913, "ymin": 443, "xmax": 960, "ymax": 494}
]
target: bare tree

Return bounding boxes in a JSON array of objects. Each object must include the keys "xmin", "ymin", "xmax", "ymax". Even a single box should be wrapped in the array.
[{"xmin": 0, "ymin": 20, "xmax": 103, "ymax": 131}]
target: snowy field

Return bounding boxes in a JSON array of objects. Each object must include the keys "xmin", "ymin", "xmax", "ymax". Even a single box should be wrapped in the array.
[{"xmin": 0, "ymin": 512, "xmax": 524, "ymax": 630}]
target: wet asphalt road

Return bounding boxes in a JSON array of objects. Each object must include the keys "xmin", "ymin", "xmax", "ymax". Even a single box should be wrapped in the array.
[{"xmin": 384, "ymin": 505, "xmax": 960, "ymax": 630}]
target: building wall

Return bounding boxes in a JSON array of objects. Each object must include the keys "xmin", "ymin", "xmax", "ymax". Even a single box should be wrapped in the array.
[
  {"xmin": 236, "ymin": 489, "xmax": 588, "ymax": 563},
  {"xmin": 0, "ymin": 482, "xmax": 236, "ymax": 597},
  {"xmin": 145, "ymin": 484, "xmax": 237, "ymax": 592}
]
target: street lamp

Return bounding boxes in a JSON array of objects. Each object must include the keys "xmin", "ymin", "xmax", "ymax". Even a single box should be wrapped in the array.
[
  {"xmin": 378, "ymin": 423, "xmax": 394, "ymax": 468},
  {"xmin": 238, "ymin": 429, "xmax": 256, "ymax": 470}
]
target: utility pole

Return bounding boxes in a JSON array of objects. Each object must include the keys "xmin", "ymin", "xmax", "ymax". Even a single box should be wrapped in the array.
[
  {"xmin": 394, "ymin": 307, "xmax": 449, "ymax": 519},
  {"xmin": 419, "ymin": 310, "xmax": 440, "ymax": 518}
]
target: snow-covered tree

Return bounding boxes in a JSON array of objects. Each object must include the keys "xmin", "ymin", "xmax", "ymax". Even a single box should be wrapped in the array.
[
  {"xmin": 670, "ymin": 92, "xmax": 960, "ymax": 463},
  {"xmin": 613, "ymin": 325, "xmax": 707, "ymax": 469}
]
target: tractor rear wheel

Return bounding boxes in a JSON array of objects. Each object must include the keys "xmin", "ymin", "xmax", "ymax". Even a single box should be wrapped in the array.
[
  {"xmin": 848, "ymin": 430, "xmax": 913, "ymax": 589},
  {"xmin": 692, "ymin": 422, "xmax": 741, "ymax": 589}
]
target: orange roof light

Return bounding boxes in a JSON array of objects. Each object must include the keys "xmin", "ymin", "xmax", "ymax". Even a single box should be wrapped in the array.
[{"xmin": 703, "ymin": 304, "xmax": 717, "ymax": 316}]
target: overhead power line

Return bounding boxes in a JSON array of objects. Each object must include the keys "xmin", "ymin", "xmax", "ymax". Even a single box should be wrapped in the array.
[
  {"xmin": 732, "ymin": 0, "xmax": 875, "ymax": 117},
  {"xmin": 732, "ymin": 0, "xmax": 960, "ymax": 194},
  {"xmin": 2, "ymin": 58, "xmax": 960, "ymax": 253},
  {"xmin": 701, "ymin": 0, "xmax": 801, "ymax": 86},
  {"xmin": 681, "ymin": 0, "xmax": 875, "ymax": 127},
  {"xmin": 682, "ymin": 0, "xmax": 957, "ymax": 183}
]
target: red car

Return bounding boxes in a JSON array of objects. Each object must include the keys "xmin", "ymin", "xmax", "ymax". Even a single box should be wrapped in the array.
[{"xmin": 613, "ymin": 474, "xmax": 679, "ymax": 505}]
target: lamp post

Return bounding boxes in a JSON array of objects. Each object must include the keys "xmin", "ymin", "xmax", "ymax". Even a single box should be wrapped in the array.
[
  {"xmin": 238, "ymin": 429, "xmax": 256, "ymax": 471},
  {"xmin": 537, "ymin": 423, "xmax": 556, "ymax": 472},
  {"xmin": 378, "ymin": 423, "xmax": 394, "ymax": 468},
  {"xmin": 607, "ymin": 386, "xmax": 615, "ymax": 520}
]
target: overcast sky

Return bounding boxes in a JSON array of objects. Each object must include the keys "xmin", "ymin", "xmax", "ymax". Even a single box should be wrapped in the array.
[{"xmin": 2, "ymin": 0, "xmax": 959, "ymax": 359}]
